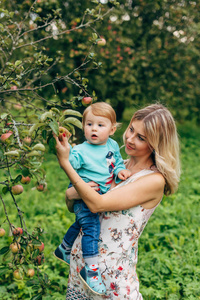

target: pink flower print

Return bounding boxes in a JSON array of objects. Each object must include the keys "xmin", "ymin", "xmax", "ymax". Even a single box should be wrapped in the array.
[
  {"xmin": 126, "ymin": 285, "xmax": 130, "ymax": 295},
  {"xmin": 110, "ymin": 282, "xmax": 118, "ymax": 290},
  {"xmin": 110, "ymin": 283, "xmax": 116, "ymax": 290}
]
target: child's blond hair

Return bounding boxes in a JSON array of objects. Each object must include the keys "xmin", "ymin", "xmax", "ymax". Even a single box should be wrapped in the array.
[{"xmin": 82, "ymin": 102, "xmax": 117, "ymax": 126}]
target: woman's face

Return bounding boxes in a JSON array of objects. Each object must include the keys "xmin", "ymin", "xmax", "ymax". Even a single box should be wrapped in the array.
[{"xmin": 125, "ymin": 120, "xmax": 152, "ymax": 158}]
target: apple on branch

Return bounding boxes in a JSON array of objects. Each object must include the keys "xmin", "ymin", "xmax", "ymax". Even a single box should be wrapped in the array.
[
  {"xmin": 82, "ymin": 97, "xmax": 93, "ymax": 107},
  {"xmin": 36, "ymin": 182, "xmax": 47, "ymax": 192},
  {"xmin": 21, "ymin": 176, "xmax": 31, "ymax": 185},
  {"xmin": 27, "ymin": 268, "xmax": 35, "ymax": 277},
  {"xmin": 13, "ymin": 227, "xmax": 23, "ymax": 236},
  {"xmin": 13, "ymin": 269, "xmax": 23, "ymax": 280},
  {"xmin": 58, "ymin": 126, "xmax": 72, "ymax": 141},
  {"xmin": 97, "ymin": 37, "xmax": 106, "ymax": 46},
  {"xmin": 0, "ymin": 228, "xmax": 6, "ymax": 237},
  {"xmin": 23, "ymin": 137, "xmax": 31, "ymax": 144},
  {"xmin": 10, "ymin": 242, "xmax": 21, "ymax": 254},
  {"xmin": 11, "ymin": 185, "xmax": 23, "ymax": 195}
]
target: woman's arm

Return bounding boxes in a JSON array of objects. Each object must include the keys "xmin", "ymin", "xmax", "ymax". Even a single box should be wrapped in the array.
[
  {"xmin": 65, "ymin": 181, "xmax": 100, "ymax": 213},
  {"xmin": 55, "ymin": 134, "xmax": 165, "ymax": 213}
]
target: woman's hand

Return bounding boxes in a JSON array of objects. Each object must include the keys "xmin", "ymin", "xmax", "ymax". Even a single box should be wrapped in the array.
[
  {"xmin": 66, "ymin": 181, "xmax": 100, "ymax": 201},
  {"xmin": 53, "ymin": 133, "xmax": 70, "ymax": 169},
  {"xmin": 65, "ymin": 181, "xmax": 100, "ymax": 213},
  {"xmin": 87, "ymin": 181, "xmax": 100, "ymax": 192}
]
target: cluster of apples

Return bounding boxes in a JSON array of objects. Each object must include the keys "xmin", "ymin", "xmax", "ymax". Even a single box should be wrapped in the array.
[
  {"xmin": 11, "ymin": 175, "xmax": 46, "ymax": 195},
  {"xmin": 13, "ymin": 268, "xmax": 35, "ymax": 280},
  {"xmin": 0, "ymin": 226, "xmax": 45, "ymax": 279}
]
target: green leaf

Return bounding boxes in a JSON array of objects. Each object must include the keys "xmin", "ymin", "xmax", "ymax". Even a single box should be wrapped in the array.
[
  {"xmin": 49, "ymin": 120, "xmax": 59, "ymax": 135},
  {"xmin": 40, "ymin": 111, "xmax": 53, "ymax": 122},
  {"xmin": 22, "ymin": 168, "xmax": 30, "ymax": 177},
  {"xmin": 62, "ymin": 109, "xmax": 82, "ymax": 117},
  {"xmin": 31, "ymin": 292, "xmax": 43, "ymax": 300},
  {"xmin": 15, "ymin": 60, "xmax": 22, "ymax": 66},
  {"xmin": 4, "ymin": 150, "xmax": 20, "ymax": 157},
  {"xmin": 2, "ymin": 186, "xmax": 9, "ymax": 194},
  {"xmin": 63, "ymin": 123, "xmax": 75, "ymax": 136},
  {"xmin": 63, "ymin": 117, "xmax": 82, "ymax": 129},
  {"xmin": 42, "ymin": 130, "xmax": 47, "ymax": 140},
  {"xmin": 13, "ymin": 174, "xmax": 22, "ymax": 183},
  {"xmin": 1, "ymin": 113, "xmax": 8, "ymax": 119},
  {"xmin": 0, "ymin": 246, "xmax": 10, "ymax": 255},
  {"xmin": 50, "ymin": 107, "xmax": 60, "ymax": 115},
  {"xmin": 26, "ymin": 279, "xmax": 40, "ymax": 287},
  {"xmin": 29, "ymin": 123, "xmax": 46, "ymax": 136},
  {"xmin": 48, "ymin": 137, "xmax": 56, "ymax": 155},
  {"xmin": 26, "ymin": 150, "xmax": 41, "ymax": 157},
  {"xmin": 32, "ymin": 240, "xmax": 42, "ymax": 246},
  {"xmin": 0, "ymin": 267, "xmax": 9, "ymax": 275},
  {"xmin": 44, "ymin": 273, "xmax": 49, "ymax": 283},
  {"xmin": 32, "ymin": 143, "xmax": 46, "ymax": 152}
]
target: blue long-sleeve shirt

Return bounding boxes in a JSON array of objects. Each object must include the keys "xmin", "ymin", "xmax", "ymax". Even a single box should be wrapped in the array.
[{"xmin": 69, "ymin": 138, "xmax": 126, "ymax": 193}]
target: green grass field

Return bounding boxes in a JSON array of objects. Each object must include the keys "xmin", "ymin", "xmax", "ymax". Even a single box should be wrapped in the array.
[{"xmin": 0, "ymin": 121, "xmax": 200, "ymax": 299}]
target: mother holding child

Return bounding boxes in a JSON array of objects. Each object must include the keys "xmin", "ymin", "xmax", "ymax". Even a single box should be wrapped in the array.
[{"xmin": 54, "ymin": 102, "xmax": 180, "ymax": 300}]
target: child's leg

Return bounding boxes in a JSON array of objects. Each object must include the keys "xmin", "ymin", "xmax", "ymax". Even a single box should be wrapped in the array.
[
  {"xmin": 54, "ymin": 200, "xmax": 82, "ymax": 265},
  {"xmin": 54, "ymin": 220, "xmax": 80, "ymax": 265},
  {"xmin": 77, "ymin": 202, "xmax": 106, "ymax": 295}
]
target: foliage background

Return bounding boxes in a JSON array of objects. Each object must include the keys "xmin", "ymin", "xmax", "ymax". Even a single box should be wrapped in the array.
[{"xmin": 0, "ymin": 0, "xmax": 200, "ymax": 299}]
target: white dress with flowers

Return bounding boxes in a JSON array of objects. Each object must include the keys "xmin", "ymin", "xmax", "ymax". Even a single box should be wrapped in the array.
[{"xmin": 66, "ymin": 169, "xmax": 162, "ymax": 300}]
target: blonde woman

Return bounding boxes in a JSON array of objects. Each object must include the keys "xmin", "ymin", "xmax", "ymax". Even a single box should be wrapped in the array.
[{"xmin": 54, "ymin": 104, "xmax": 180, "ymax": 299}]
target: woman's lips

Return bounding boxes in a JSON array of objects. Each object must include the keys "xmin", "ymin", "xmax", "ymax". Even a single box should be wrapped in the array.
[{"xmin": 126, "ymin": 143, "xmax": 134, "ymax": 150}]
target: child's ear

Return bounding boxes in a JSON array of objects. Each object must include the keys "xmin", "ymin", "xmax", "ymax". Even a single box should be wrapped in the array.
[{"xmin": 110, "ymin": 125, "xmax": 117, "ymax": 136}]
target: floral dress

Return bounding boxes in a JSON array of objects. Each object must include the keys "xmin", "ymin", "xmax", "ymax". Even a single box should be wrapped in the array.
[{"xmin": 66, "ymin": 169, "xmax": 162, "ymax": 300}]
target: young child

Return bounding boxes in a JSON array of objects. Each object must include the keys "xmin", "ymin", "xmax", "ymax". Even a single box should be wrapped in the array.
[{"xmin": 54, "ymin": 102, "xmax": 131, "ymax": 295}]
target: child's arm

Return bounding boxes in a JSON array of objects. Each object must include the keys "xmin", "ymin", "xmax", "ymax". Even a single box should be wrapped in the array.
[{"xmin": 117, "ymin": 169, "xmax": 132, "ymax": 181}]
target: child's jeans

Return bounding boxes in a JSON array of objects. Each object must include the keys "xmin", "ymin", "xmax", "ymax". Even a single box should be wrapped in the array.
[
  {"xmin": 64, "ymin": 200, "xmax": 100, "ymax": 258},
  {"xmin": 63, "ymin": 183, "xmax": 101, "ymax": 258}
]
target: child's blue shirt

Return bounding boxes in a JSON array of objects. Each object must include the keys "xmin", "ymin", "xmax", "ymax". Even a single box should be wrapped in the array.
[{"xmin": 69, "ymin": 138, "xmax": 126, "ymax": 193}]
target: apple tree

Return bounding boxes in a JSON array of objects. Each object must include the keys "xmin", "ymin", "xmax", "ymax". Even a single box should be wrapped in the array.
[{"xmin": 0, "ymin": 0, "xmax": 118, "ymax": 298}]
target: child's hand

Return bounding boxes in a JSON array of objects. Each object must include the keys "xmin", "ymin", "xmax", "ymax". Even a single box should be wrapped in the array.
[
  {"xmin": 53, "ymin": 132, "xmax": 71, "ymax": 168},
  {"xmin": 118, "ymin": 169, "xmax": 132, "ymax": 181}
]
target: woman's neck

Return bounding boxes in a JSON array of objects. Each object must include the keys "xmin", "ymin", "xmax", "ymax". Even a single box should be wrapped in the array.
[{"xmin": 126, "ymin": 156, "xmax": 154, "ymax": 174}]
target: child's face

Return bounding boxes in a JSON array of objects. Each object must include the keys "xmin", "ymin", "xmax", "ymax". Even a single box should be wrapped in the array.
[{"xmin": 84, "ymin": 111, "xmax": 116, "ymax": 145}]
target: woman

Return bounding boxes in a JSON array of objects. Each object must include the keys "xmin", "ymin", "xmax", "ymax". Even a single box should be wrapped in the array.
[{"xmin": 54, "ymin": 104, "xmax": 180, "ymax": 300}]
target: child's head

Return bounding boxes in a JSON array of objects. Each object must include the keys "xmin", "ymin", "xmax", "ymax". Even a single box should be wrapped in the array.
[
  {"xmin": 82, "ymin": 102, "xmax": 117, "ymax": 145},
  {"xmin": 82, "ymin": 102, "xmax": 117, "ymax": 125}
]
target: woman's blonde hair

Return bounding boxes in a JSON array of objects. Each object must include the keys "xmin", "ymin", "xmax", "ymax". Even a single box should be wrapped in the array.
[
  {"xmin": 82, "ymin": 102, "xmax": 117, "ymax": 126},
  {"xmin": 126, "ymin": 104, "xmax": 180, "ymax": 195}
]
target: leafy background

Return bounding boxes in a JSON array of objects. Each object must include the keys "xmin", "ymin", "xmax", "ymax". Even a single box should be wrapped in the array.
[
  {"xmin": 1, "ymin": 111, "xmax": 200, "ymax": 299},
  {"xmin": 0, "ymin": 0, "xmax": 200, "ymax": 298}
]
